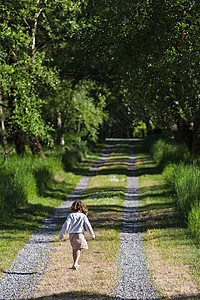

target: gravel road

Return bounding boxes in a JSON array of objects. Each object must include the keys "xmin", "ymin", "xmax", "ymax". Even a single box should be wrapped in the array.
[
  {"xmin": 0, "ymin": 140, "xmax": 159, "ymax": 300},
  {"xmin": 114, "ymin": 145, "xmax": 160, "ymax": 300}
]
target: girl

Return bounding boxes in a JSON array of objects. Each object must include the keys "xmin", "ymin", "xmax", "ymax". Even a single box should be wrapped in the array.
[{"xmin": 59, "ymin": 200, "xmax": 95, "ymax": 270}]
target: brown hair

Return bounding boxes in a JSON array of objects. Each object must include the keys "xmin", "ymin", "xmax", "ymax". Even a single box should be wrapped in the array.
[{"xmin": 70, "ymin": 200, "xmax": 88, "ymax": 215}]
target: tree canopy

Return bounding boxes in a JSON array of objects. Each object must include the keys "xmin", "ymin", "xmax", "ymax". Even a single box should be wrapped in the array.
[{"xmin": 1, "ymin": 0, "xmax": 200, "ymax": 154}]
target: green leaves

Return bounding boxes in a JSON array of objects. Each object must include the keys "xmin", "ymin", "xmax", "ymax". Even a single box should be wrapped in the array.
[
  {"xmin": 1, "ymin": 0, "xmax": 200, "ymax": 154},
  {"xmin": 43, "ymin": 79, "xmax": 108, "ymax": 144}
]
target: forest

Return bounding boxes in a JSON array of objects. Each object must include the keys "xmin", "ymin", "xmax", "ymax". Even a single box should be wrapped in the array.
[{"xmin": 1, "ymin": 0, "xmax": 200, "ymax": 156}]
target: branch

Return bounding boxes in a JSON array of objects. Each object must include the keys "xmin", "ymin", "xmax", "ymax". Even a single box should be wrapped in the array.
[
  {"xmin": 32, "ymin": 8, "xmax": 43, "ymax": 52},
  {"xmin": 23, "ymin": 17, "xmax": 31, "ymax": 30},
  {"xmin": 0, "ymin": 103, "xmax": 8, "ymax": 109}
]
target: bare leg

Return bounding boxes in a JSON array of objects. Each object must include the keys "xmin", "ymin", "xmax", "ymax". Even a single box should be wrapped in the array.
[
  {"xmin": 74, "ymin": 249, "xmax": 81, "ymax": 265},
  {"xmin": 73, "ymin": 249, "xmax": 76, "ymax": 263},
  {"xmin": 72, "ymin": 249, "xmax": 81, "ymax": 269}
]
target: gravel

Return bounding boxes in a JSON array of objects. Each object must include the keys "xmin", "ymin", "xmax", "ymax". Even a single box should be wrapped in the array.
[
  {"xmin": 0, "ymin": 143, "xmax": 115, "ymax": 300},
  {"xmin": 114, "ymin": 145, "xmax": 160, "ymax": 300}
]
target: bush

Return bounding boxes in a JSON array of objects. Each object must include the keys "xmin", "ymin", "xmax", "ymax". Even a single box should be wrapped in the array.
[
  {"xmin": 164, "ymin": 162, "xmax": 200, "ymax": 244},
  {"xmin": 33, "ymin": 156, "xmax": 60, "ymax": 195},
  {"xmin": 62, "ymin": 141, "xmax": 89, "ymax": 170},
  {"xmin": 0, "ymin": 154, "xmax": 63, "ymax": 217},
  {"xmin": 0, "ymin": 157, "xmax": 37, "ymax": 217},
  {"xmin": 188, "ymin": 203, "xmax": 200, "ymax": 244},
  {"xmin": 151, "ymin": 139, "xmax": 190, "ymax": 169},
  {"xmin": 165, "ymin": 163, "xmax": 200, "ymax": 219},
  {"xmin": 163, "ymin": 163, "xmax": 176, "ymax": 183},
  {"xmin": 145, "ymin": 135, "xmax": 200, "ymax": 244}
]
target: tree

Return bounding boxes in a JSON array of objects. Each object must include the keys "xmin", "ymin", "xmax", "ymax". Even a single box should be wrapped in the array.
[
  {"xmin": 0, "ymin": 0, "xmax": 86, "ymax": 155},
  {"xmin": 43, "ymin": 79, "xmax": 108, "ymax": 145},
  {"xmin": 114, "ymin": 0, "xmax": 200, "ymax": 153}
]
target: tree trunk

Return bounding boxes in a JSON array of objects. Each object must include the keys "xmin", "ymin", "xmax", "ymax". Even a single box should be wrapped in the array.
[
  {"xmin": 0, "ymin": 85, "xmax": 7, "ymax": 147},
  {"xmin": 13, "ymin": 130, "xmax": 26, "ymax": 155},
  {"xmin": 177, "ymin": 117, "xmax": 200, "ymax": 155},
  {"xmin": 29, "ymin": 135, "xmax": 45, "ymax": 157},
  {"xmin": 192, "ymin": 117, "xmax": 200, "ymax": 155},
  {"xmin": 57, "ymin": 112, "xmax": 65, "ymax": 146},
  {"xmin": 7, "ymin": 91, "xmax": 26, "ymax": 155}
]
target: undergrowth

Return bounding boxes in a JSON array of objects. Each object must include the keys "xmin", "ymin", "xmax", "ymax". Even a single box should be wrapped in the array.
[{"xmin": 144, "ymin": 134, "xmax": 200, "ymax": 244}]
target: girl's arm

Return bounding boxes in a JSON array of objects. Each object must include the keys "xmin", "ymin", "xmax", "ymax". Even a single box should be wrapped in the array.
[
  {"xmin": 59, "ymin": 215, "xmax": 71, "ymax": 239},
  {"xmin": 84, "ymin": 216, "xmax": 95, "ymax": 239}
]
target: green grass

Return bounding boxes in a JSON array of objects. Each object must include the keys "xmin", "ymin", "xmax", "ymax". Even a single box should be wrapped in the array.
[
  {"xmin": 134, "ymin": 142, "xmax": 200, "ymax": 298},
  {"xmin": 164, "ymin": 163, "xmax": 200, "ymax": 244},
  {"xmin": 0, "ymin": 174, "xmax": 79, "ymax": 277},
  {"xmin": 0, "ymin": 146, "xmax": 104, "ymax": 278}
]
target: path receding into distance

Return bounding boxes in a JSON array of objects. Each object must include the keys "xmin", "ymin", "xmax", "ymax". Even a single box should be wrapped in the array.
[
  {"xmin": 114, "ymin": 143, "xmax": 159, "ymax": 299},
  {"xmin": 0, "ymin": 139, "xmax": 159, "ymax": 300}
]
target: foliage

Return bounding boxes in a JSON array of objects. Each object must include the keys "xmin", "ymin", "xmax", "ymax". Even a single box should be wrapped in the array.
[
  {"xmin": 188, "ymin": 203, "xmax": 200, "ymax": 245},
  {"xmin": 0, "ymin": 0, "xmax": 59, "ymax": 146},
  {"xmin": 0, "ymin": 159, "xmax": 37, "ymax": 216},
  {"xmin": 0, "ymin": 153, "xmax": 62, "ymax": 218},
  {"xmin": 121, "ymin": 0, "xmax": 200, "ymax": 153},
  {"xmin": 142, "ymin": 135, "xmax": 200, "ymax": 243},
  {"xmin": 165, "ymin": 163, "xmax": 200, "ymax": 218},
  {"xmin": 133, "ymin": 121, "xmax": 147, "ymax": 138},
  {"xmin": 43, "ymin": 80, "xmax": 108, "ymax": 145},
  {"xmin": 1, "ymin": 0, "xmax": 200, "ymax": 155},
  {"xmin": 151, "ymin": 138, "xmax": 190, "ymax": 168},
  {"xmin": 0, "ymin": 0, "xmax": 110, "ymax": 153},
  {"xmin": 62, "ymin": 146, "xmax": 82, "ymax": 170},
  {"xmin": 164, "ymin": 163, "xmax": 200, "ymax": 244}
]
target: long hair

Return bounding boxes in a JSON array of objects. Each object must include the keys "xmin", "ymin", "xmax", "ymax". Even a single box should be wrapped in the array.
[{"xmin": 70, "ymin": 200, "xmax": 88, "ymax": 215}]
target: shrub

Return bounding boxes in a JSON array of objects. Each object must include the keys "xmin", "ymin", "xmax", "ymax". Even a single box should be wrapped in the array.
[
  {"xmin": 164, "ymin": 162, "xmax": 200, "ymax": 244},
  {"xmin": 151, "ymin": 139, "xmax": 189, "ymax": 169},
  {"xmin": 33, "ymin": 157, "xmax": 60, "ymax": 195},
  {"xmin": 188, "ymin": 203, "xmax": 200, "ymax": 244},
  {"xmin": 163, "ymin": 163, "xmax": 176, "ymax": 183},
  {"xmin": 147, "ymin": 135, "xmax": 200, "ymax": 244},
  {"xmin": 0, "ymin": 158, "xmax": 37, "ymax": 217},
  {"xmin": 0, "ymin": 154, "xmax": 63, "ymax": 217},
  {"xmin": 62, "ymin": 147, "xmax": 81, "ymax": 170},
  {"xmin": 62, "ymin": 141, "xmax": 88, "ymax": 170},
  {"xmin": 165, "ymin": 163, "xmax": 200, "ymax": 218}
]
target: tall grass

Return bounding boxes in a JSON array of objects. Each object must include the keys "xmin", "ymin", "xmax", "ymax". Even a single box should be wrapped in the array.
[
  {"xmin": 148, "ymin": 136, "xmax": 200, "ymax": 244},
  {"xmin": 62, "ymin": 140, "xmax": 89, "ymax": 170},
  {"xmin": 151, "ymin": 138, "xmax": 190, "ymax": 168},
  {"xmin": 0, "ymin": 139, "xmax": 91, "ymax": 218},
  {"xmin": 164, "ymin": 163, "xmax": 200, "ymax": 244},
  {"xmin": 0, "ymin": 153, "xmax": 63, "ymax": 218}
]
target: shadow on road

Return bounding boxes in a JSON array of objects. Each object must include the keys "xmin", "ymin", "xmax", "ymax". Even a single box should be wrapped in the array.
[
  {"xmin": 30, "ymin": 291, "xmax": 111, "ymax": 299},
  {"xmin": 30, "ymin": 291, "xmax": 200, "ymax": 300}
]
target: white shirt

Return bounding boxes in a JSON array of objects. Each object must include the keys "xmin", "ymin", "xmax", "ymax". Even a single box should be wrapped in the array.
[{"xmin": 59, "ymin": 212, "xmax": 95, "ymax": 239}]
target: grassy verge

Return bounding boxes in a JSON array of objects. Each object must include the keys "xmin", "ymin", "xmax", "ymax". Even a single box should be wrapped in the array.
[
  {"xmin": 134, "ymin": 143, "xmax": 200, "ymax": 299},
  {"xmin": 0, "ymin": 147, "xmax": 103, "ymax": 279},
  {"xmin": 32, "ymin": 142, "xmax": 130, "ymax": 299}
]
